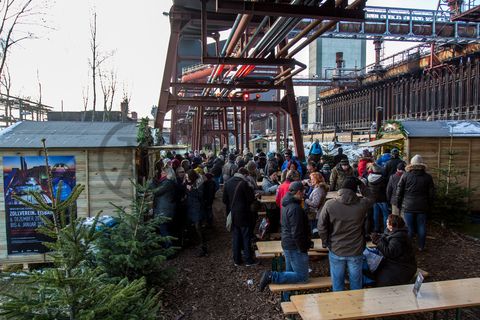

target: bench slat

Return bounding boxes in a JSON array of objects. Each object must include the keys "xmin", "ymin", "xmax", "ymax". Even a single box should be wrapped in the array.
[
  {"xmin": 255, "ymin": 250, "xmax": 275, "ymax": 259},
  {"xmin": 281, "ymin": 301, "xmax": 298, "ymax": 315},
  {"xmin": 269, "ymin": 276, "xmax": 332, "ymax": 292}
]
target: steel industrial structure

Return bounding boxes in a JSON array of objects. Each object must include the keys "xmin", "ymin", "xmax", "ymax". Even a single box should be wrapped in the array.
[
  {"xmin": 156, "ymin": 0, "xmax": 480, "ymax": 159},
  {"xmin": 0, "ymin": 94, "xmax": 52, "ymax": 128}
]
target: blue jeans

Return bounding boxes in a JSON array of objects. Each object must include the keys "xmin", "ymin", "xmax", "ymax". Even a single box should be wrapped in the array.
[
  {"xmin": 403, "ymin": 212, "xmax": 427, "ymax": 250},
  {"xmin": 232, "ymin": 226, "xmax": 254, "ymax": 264},
  {"xmin": 373, "ymin": 202, "xmax": 390, "ymax": 233},
  {"xmin": 271, "ymin": 249, "xmax": 309, "ymax": 301},
  {"xmin": 328, "ymin": 251, "xmax": 363, "ymax": 291}
]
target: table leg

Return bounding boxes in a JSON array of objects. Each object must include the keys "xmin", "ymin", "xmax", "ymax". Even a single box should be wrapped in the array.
[
  {"xmin": 433, "ymin": 310, "xmax": 438, "ymax": 320},
  {"xmin": 456, "ymin": 308, "xmax": 461, "ymax": 320}
]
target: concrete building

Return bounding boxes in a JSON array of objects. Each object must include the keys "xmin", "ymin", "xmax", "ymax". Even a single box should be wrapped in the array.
[{"xmin": 308, "ymin": 38, "xmax": 366, "ymax": 129}]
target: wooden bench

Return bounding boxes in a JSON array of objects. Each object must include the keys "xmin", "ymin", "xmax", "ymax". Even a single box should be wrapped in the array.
[
  {"xmin": 289, "ymin": 278, "xmax": 480, "ymax": 320},
  {"xmin": 281, "ymin": 302, "xmax": 298, "ymax": 315},
  {"xmin": 269, "ymin": 276, "xmax": 333, "ymax": 293},
  {"xmin": 255, "ymin": 250, "xmax": 275, "ymax": 259},
  {"xmin": 258, "ymin": 211, "xmax": 267, "ymax": 216}
]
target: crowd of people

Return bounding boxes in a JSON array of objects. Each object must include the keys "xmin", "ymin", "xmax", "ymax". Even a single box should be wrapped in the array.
[{"xmin": 149, "ymin": 143, "xmax": 434, "ymax": 297}]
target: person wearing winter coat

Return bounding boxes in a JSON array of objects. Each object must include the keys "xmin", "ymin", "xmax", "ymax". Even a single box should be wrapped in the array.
[
  {"xmin": 386, "ymin": 162, "xmax": 406, "ymax": 216},
  {"xmin": 333, "ymin": 147, "xmax": 348, "ymax": 166},
  {"xmin": 203, "ymin": 173, "xmax": 217, "ymax": 227},
  {"xmin": 318, "ymin": 177, "xmax": 374, "ymax": 291},
  {"xmin": 384, "ymin": 148, "xmax": 403, "ymax": 179},
  {"xmin": 308, "ymin": 139, "xmax": 323, "ymax": 163},
  {"xmin": 367, "ymin": 164, "xmax": 389, "ymax": 233},
  {"xmin": 276, "ymin": 170, "xmax": 301, "ymax": 211},
  {"xmin": 320, "ymin": 163, "xmax": 332, "ymax": 183},
  {"xmin": 185, "ymin": 170, "xmax": 207, "ymax": 256},
  {"xmin": 150, "ymin": 167, "xmax": 177, "ymax": 238},
  {"xmin": 357, "ymin": 149, "xmax": 374, "ymax": 178},
  {"xmin": 281, "ymin": 160, "xmax": 300, "ymax": 183},
  {"xmin": 376, "ymin": 148, "xmax": 392, "ymax": 167},
  {"xmin": 259, "ymin": 181, "xmax": 311, "ymax": 301},
  {"xmin": 223, "ymin": 168, "xmax": 258, "ymax": 266},
  {"xmin": 264, "ymin": 152, "xmax": 279, "ymax": 176},
  {"xmin": 370, "ymin": 214, "xmax": 417, "ymax": 287},
  {"xmin": 304, "ymin": 172, "xmax": 329, "ymax": 235},
  {"xmin": 222, "ymin": 153, "xmax": 238, "ymax": 184},
  {"xmin": 330, "ymin": 159, "xmax": 354, "ymax": 191},
  {"xmin": 281, "ymin": 150, "xmax": 303, "ymax": 177},
  {"xmin": 396, "ymin": 154, "xmax": 435, "ymax": 251},
  {"xmin": 262, "ymin": 168, "xmax": 280, "ymax": 195},
  {"xmin": 210, "ymin": 156, "xmax": 224, "ymax": 188}
]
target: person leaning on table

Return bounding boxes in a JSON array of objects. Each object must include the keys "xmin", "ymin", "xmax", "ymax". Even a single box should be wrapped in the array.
[
  {"xmin": 259, "ymin": 181, "xmax": 311, "ymax": 301},
  {"xmin": 318, "ymin": 177, "xmax": 374, "ymax": 292}
]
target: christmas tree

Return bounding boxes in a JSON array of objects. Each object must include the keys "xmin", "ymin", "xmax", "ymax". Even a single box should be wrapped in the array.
[{"xmin": 0, "ymin": 139, "xmax": 160, "ymax": 320}]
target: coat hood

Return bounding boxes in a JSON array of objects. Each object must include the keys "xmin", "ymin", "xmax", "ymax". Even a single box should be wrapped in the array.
[
  {"xmin": 405, "ymin": 163, "xmax": 427, "ymax": 172},
  {"xmin": 282, "ymin": 192, "xmax": 300, "ymax": 207},
  {"xmin": 337, "ymin": 188, "xmax": 360, "ymax": 205},
  {"xmin": 367, "ymin": 173, "xmax": 384, "ymax": 184}
]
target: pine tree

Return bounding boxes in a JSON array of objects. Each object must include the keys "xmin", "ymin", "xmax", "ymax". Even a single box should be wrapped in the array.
[
  {"xmin": 94, "ymin": 181, "xmax": 176, "ymax": 287},
  {"xmin": 0, "ymin": 139, "xmax": 160, "ymax": 320},
  {"xmin": 432, "ymin": 138, "xmax": 475, "ymax": 226}
]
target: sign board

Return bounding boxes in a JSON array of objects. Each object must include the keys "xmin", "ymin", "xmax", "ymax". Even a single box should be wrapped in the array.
[{"xmin": 3, "ymin": 156, "xmax": 76, "ymax": 254}]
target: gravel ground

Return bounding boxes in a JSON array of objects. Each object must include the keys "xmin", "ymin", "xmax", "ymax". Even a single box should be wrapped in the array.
[{"xmin": 160, "ymin": 190, "xmax": 480, "ymax": 320}]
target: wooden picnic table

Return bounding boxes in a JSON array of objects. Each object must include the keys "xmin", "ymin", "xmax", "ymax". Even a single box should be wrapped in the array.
[
  {"xmin": 259, "ymin": 194, "xmax": 276, "ymax": 204},
  {"xmin": 257, "ymin": 239, "xmax": 376, "ymax": 256},
  {"xmin": 256, "ymin": 239, "xmax": 328, "ymax": 255},
  {"xmin": 290, "ymin": 278, "xmax": 480, "ymax": 320}
]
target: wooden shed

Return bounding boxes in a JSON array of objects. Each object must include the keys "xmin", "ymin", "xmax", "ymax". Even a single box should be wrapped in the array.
[
  {"xmin": 249, "ymin": 136, "xmax": 269, "ymax": 153},
  {"xmin": 0, "ymin": 121, "xmax": 139, "ymax": 265},
  {"xmin": 363, "ymin": 120, "xmax": 480, "ymax": 212}
]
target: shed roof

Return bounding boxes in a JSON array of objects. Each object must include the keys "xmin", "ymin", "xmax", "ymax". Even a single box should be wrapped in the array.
[
  {"xmin": 401, "ymin": 120, "xmax": 480, "ymax": 138},
  {"xmin": 0, "ymin": 121, "xmax": 138, "ymax": 149}
]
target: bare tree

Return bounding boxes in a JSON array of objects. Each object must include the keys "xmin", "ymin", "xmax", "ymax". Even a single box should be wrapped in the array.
[
  {"xmin": 88, "ymin": 10, "xmax": 110, "ymax": 122},
  {"xmin": 0, "ymin": 64, "xmax": 12, "ymax": 125},
  {"xmin": 82, "ymin": 85, "xmax": 89, "ymax": 121},
  {"xmin": 99, "ymin": 68, "xmax": 117, "ymax": 121},
  {"xmin": 0, "ymin": 0, "xmax": 49, "ymax": 82},
  {"xmin": 36, "ymin": 69, "xmax": 42, "ymax": 104}
]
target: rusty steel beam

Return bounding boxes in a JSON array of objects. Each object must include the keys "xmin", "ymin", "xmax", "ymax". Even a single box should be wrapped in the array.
[
  {"xmin": 170, "ymin": 82, "xmax": 285, "ymax": 90},
  {"xmin": 167, "ymin": 97, "xmax": 287, "ymax": 109},
  {"xmin": 202, "ymin": 57, "xmax": 296, "ymax": 66},
  {"xmin": 216, "ymin": 0, "xmax": 365, "ymax": 22}
]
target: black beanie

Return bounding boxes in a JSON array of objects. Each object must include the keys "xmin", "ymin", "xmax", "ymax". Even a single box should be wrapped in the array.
[{"xmin": 342, "ymin": 177, "xmax": 359, "ymax": 192}]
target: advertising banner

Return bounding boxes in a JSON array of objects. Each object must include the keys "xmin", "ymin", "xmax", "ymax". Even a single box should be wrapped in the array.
[{"xmin": 3, "ymin": 156, "xmax": 76, "ymax": 254}]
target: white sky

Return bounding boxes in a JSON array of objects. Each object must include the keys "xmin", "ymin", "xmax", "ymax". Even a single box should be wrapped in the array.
[{"xmin": 8, "ymin": 0, "xmax": 438, "ymax": 118}]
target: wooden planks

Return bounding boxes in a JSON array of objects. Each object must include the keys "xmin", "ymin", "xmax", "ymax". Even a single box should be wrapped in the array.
[
  {"xmin": 290, "ymin": 278, "xmax": 480, "ymax": 320},
  {"xmin": 259, "ymin": 194, "xmax": 276, "ymax": 204},
  {"xmin": 270, "ymin": 277, "xmax": 333, "ymax": 293},
  {"xmin": 256, "ymin": 239, "xmax": 328, "ymax": 255},
  {"xmin": 281, "ymin": 302, "xmax": 298, "ymax": 315}
]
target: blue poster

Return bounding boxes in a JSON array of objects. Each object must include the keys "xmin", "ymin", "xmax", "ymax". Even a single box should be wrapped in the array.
[{"xmin": 3, "ymin": 156, "xmax": 76, "ymax": 254}]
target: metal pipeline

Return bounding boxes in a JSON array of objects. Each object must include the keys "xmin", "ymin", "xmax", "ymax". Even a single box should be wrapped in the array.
[{"xmin": 286, "ymin": 0, "xmax": 365, "ymax": 58}]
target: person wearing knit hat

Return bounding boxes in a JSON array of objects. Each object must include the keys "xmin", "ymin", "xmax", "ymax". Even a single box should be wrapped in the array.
[
  {"xmin": 259, "ymin": 178, "xmax": 311, "ymax": 298},
  {"xmin": 396, "ymin": 154, "xmax": 434, "ymax": 251},
  {"xmin": 317, "ymin": 176, "xmax": 374, "ymax": 292},
  {"xmin": 384, "ymin": 147, "xmax": 404, "ymax": 179},
  {"xmin": 386, "ymin": 161, "xmax": 406, "ymax": 216},
  {"xmin": 222, "ymin": 153, "xmax": 239, "ymax": 184},
  {"xmin": 330, "ymin": 158, "xmax": 354, "ymax": 191}
]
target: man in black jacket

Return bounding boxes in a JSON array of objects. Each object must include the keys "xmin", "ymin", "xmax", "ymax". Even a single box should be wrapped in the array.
[
  {"xmin": 259, "ymin": 181, "xmax": 310, "ymax": 300},
  {"xmin": 384, "ymin": 148, "xmax": 403, "ymax": 179},
  {"xmin": 223, "ymin": 168, "xmax": 258, "ymax": 266},
  {"xmin": 396, "ymin": 154, "xmax": 434, "ymax": 251}
]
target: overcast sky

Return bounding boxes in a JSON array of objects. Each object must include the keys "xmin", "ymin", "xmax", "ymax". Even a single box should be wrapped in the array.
[{"xmin": 8, "ymin": 0, "xmax": 438, "ymax": 119}]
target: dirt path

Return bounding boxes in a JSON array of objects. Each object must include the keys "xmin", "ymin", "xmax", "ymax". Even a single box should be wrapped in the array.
[{"xmin": 160, "ymin": 191, "xmax": 480, "ymax": 320}]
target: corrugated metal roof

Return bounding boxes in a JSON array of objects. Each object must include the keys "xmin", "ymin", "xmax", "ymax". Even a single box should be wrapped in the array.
[
  {"xmin": 401, "ymin": 120, "xmax": 480, "ymax": 138},
  {"xmin": 0, "ymin": 121, "xmax": 138, "ymax": 149}
]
